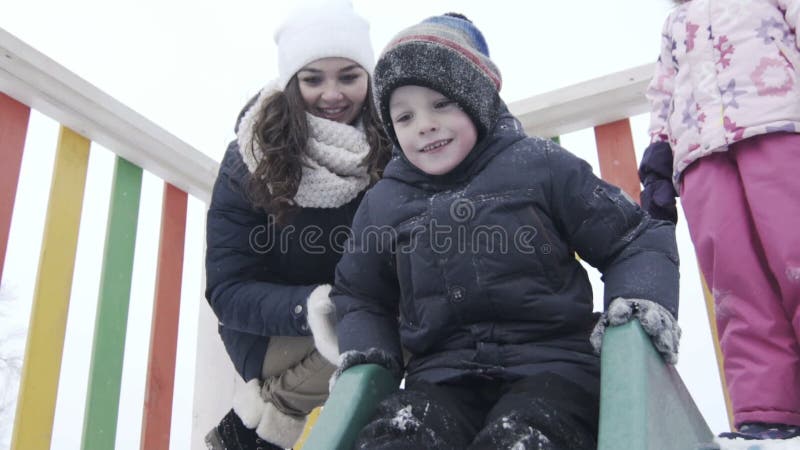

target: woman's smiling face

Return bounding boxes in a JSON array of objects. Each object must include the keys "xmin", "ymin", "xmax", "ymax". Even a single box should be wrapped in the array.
[{"xmin": 296, "ymin": 57, "xmax": 369, "ymax": 125}]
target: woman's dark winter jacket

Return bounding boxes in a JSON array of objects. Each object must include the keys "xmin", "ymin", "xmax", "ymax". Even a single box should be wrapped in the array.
[
  {"xmin": 332, "ymin": 113, "xmax": 679, "ymax": 386},
  {"xmin": 205, "ymin": 142, "xmax": 363, "ymax": 381}
]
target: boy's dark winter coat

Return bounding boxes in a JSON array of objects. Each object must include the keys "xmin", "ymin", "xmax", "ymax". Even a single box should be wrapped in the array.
[
  {"xmin": 205, "ymin": 143, "xmax": 362, "ymax": 381},
  {"xmin": 332, "ymin": 113, "xmax": 679, "ymax": 385}
]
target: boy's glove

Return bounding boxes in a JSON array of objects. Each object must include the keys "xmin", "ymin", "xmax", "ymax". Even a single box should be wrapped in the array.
[
  {"xmin": 306, "ymin": 284, "xmax": 339, "ymax": 364},
  {"xmin": 590, "ymin": 297, "xmax": 681, "ymax": 364},
  {"xmin": 329, "ymin": 348, "xmax": 402, "ymax": 391},
  {"xmin": 639, "ymin": 141, "xmax": 678, "ymax": 224}
]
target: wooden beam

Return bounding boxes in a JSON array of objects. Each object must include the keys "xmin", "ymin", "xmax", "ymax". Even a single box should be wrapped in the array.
[
  {"xmin": 509, "ymin": 63, "xmax": 654, "ymax": 139},
  {"xmin": 0, "ymin": 27, "xmax": 217, "ymax": 203}
]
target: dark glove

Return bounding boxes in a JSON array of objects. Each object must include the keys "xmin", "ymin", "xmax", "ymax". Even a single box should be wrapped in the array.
[
  {"xmin": 329, "ymin": 348, "xmax": 403, "ymax": 391},
  {"xmin": 590, "ymin": 297, "xmax": 681, "ymax": 364},
  {"xmin": 638, "ymin": 141, "xmax": 678, "ymax": 224}
]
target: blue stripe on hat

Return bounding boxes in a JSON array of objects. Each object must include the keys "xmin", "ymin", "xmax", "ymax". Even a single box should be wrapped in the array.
[{"xmin": 422, "ymin": 14, "xmax": 490, "ymax": 57}]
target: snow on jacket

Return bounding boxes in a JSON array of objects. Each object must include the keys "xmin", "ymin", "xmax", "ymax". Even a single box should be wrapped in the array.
[
  {"xmin": 205, "ymin": 101, "xmax": 364, "ymax": 381},
  {"xmin": 647, "ymin": 0, "xmax": 800, "ymax": 187},
  {"xmin": 332, "ymin": 112, "xmax": 680, "ymax": 386}
]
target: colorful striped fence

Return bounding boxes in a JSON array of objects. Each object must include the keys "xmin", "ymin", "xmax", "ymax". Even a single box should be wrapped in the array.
[
  {"xmin": 0, "ymin": 24, "xmax": 732, "ymax": 450},
  {"xmin": 1, "ymin": 24, "xmax": 216, "ymax": 450}
]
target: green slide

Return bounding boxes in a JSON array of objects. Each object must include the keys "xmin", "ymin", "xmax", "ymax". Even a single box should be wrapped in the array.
[
  {"xmin": 305, "ymin": 320, "xmax": 714, "ymax": 450},
  {"xmin": 302, "ymin": 364, "xmax": 398, "ymax": 450},
  {"xmin": 598, "ymin": 320, "xmax": 715, "ymax": 450}
]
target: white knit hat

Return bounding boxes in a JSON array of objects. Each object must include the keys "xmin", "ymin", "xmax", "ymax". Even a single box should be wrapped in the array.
[{"xmin": 274, "ymin": 0, "xmax": 375, "ymax": 89}]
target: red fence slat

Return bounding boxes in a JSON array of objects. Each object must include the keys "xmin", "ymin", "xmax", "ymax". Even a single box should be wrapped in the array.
[
  {"xmin": 0, "ymin": 93, "xmax": 31, "ymax": 281},
  {"xmin": 140, "ymin": 183, "xmax": 188, "ymax": 450}
]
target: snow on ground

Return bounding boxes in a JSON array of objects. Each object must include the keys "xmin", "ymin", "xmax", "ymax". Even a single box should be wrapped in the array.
[{"xmin": 714, "ymin": 437, "xmax": 800, "ymax": 450}]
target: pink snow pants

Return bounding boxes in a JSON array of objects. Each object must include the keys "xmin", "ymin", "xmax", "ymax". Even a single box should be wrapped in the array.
[{"xmin": 680, "ymin": 132, "xmax": 800, "ymax": 428}]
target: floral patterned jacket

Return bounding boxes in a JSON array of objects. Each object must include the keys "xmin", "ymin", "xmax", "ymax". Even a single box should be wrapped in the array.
[{"xmin": 647, "ymin": 0, "xmax": 800, "ymax": 187}]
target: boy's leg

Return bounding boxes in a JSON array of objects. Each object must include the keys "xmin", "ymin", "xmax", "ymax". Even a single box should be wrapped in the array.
[
  {"xmin": 469, "ymin": 372, "xmax": 598, "ymax": 450},
  {"xmin": 681, "ymin": 148, "xmax": 800, "ymax": 427},
  {"xmin": 733, "ymin": 133, "xmax": 800, "ymax": 426},
  {"xmin": 354, "ymin": 380, "xmax": 488, "ymax": 450}
]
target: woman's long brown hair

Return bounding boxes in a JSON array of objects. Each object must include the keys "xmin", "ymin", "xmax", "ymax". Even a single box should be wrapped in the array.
[{"xmin": 244, "ymin": 75, "xmax": 391, "ymax": 224}]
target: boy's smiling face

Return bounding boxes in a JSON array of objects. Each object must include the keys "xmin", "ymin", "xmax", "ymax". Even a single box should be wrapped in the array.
[{"xmin": 389, "ymin": 85, "xmax": 478, "ymax": 176}]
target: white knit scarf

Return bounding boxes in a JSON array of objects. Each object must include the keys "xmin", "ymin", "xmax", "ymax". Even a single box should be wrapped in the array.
[{"xmin": 237, "ymin": 83, "xmax": 371, "ymax": 208}]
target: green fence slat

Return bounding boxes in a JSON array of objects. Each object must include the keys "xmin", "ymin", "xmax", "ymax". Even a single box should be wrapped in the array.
[{"xmin": 81, "ymin": 157, "xmax": 143, "ymax": 450}]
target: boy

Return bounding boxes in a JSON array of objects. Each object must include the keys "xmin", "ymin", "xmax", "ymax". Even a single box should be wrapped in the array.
[{"xmin": 331, "ymin": 13, "xmax": 681, "ymax": 449}]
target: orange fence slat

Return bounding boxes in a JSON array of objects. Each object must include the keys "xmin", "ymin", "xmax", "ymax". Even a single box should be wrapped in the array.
[
  {"xmin": 0, "ymin": 93, "xmax": 31, "ymax": 281},
  {"xmin": 140, "ymin": 183, "xmax": 188, "ymax": 450},
  {"xmin": 593, "ymin": 119, "xmax": 641, "ymax": 203}
]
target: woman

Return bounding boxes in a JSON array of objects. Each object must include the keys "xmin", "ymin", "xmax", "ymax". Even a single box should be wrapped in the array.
[{"xmin": 203, "ymin": 2, "xmax": 391, "ymax": 448}]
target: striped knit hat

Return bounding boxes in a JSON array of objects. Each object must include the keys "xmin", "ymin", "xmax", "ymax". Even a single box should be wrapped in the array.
[{"xmin": 374, "ymin": 13, "xmax": 502, "ymax": 144}]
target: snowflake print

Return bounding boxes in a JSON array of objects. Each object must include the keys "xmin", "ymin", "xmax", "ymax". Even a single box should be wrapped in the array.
[
  {"xmin": 751, "ymin": 57, "xmax": 794, "ymax": 96},
  {"xmin": 756, "ymin": 18, "xmax": 793, "ymax": 46},
  {"xmin": 668, "ymin": 35, "xmax": 679, "ymax": 67},
  {"xmin": 719, "ymin": 79, "xmax": 747, "ymax": 109},
  {"xmin": 723, "ymin": 117, "xmax": 745, "ymax": 141},
  {"xmin": 695, "ymin": 104, "xmax": 706, "ymax": 125},
  {"xmin": 714, "ymin": 36, "xmax": 735, "ymax": 69},
  {"xmin": 681, "ymin": 94, "xmax": 703, "ymax": 131},
  {"xmin": 673, "ymin": 7, "xmax": 687, "ymax": 24},
  {"xmin": 652, "ymin": 67, "xmax": 675, "ymax": 94},
  {"xmin": 685, "ymin": 22, "xmax": 699, "ymax": 52},
  {"xmin": 766, "ymin": 123, "xmax": 797, "ymax": 133},
  {"xmin": 658, "ymin": 98, "xmax": 671, "ymax": 123}
]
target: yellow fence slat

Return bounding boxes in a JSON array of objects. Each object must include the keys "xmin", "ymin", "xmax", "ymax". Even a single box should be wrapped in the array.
[
  {"xmin": 11, "ymin": 126, "xmax": 90, "ymax": 450},
  {"xmin": 294, "ymin": 407, "xmax": 321, "ymax": 449},
  {"xmin": 700, "ymin": 272, "xmax": 735, "ymax": 430}
]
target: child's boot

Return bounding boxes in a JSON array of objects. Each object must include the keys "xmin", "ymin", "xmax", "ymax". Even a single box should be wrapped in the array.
[
  {"xmin": 205, "ymin": 409, "xmax": 283, "ymax": 450},
  {"xmin": 717, "ymin": 422, "xmax": 800, "ymax": 440}
]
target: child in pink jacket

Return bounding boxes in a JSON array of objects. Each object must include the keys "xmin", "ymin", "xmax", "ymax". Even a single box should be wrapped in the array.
[{"xmin": 640, "ymin": 0, "xmax": 800, "ymax": 441}]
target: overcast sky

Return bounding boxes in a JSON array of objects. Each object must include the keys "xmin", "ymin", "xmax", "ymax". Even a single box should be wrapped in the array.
[{"xmin": 1, "ymin": 1, "xmax": 730, "ymax": 449}]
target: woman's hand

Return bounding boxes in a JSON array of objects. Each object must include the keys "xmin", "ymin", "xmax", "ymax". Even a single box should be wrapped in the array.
[{"xmin": 307, "ymin": 284, "xmax": 340, "ymax": 364}]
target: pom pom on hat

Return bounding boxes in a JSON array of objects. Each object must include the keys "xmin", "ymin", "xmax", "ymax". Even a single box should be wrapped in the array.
[
  {"xmin": 373, "ymin": 13, "xmax": 502, "ymax": 144},
  {"xmin": 274, "ymin": 0, "xmax": 375, "ymax": 89}
]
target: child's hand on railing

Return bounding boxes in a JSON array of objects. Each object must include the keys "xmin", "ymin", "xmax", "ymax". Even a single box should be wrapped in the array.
[
  {"xmin": 590, "ymin": 297, "xmax": 681, "ymax": 364},
  {"xmin": 639, "ymin": 141, "xmax": 679, "ymax": 224},
  {"xmin": 330, "ymin": 348, "xmax": 403, "ymax": 392}
]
